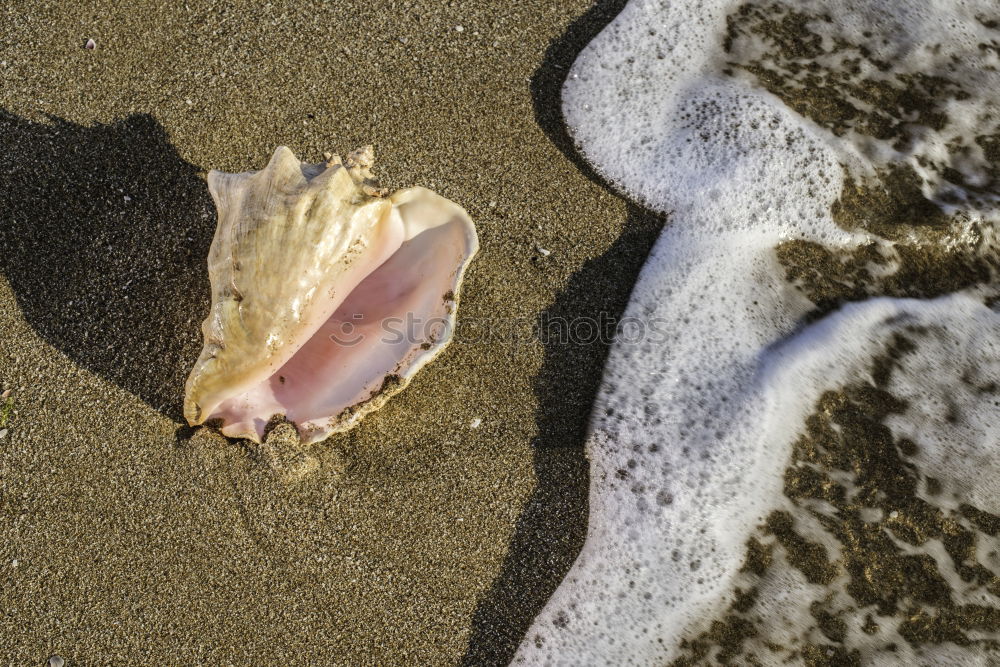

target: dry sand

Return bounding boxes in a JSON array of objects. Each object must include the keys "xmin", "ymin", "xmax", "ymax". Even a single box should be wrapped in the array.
[{"xmin": 0, "ymin": 1, "xmax": 661, "ymax": 664}]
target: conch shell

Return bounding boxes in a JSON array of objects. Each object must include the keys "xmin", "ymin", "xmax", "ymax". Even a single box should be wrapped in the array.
[{"xmin": 184, "ymin": 146, "xmax": 478, "ymax": 444}]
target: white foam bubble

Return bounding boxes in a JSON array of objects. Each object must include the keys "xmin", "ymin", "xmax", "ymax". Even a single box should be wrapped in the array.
[{"xmin": 515, "ymin": 0, "xmax": 1000, "ymax": 663}]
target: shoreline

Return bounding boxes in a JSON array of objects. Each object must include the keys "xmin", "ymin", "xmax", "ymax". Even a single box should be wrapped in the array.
[{"xmin": 0, "ymin": 1, "xmax": 651, "ymax": 663}]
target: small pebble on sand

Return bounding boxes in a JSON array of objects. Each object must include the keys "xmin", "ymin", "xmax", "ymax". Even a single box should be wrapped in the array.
[
  {"xmin": 49, "ymin": 656, "xmax": 65, "ymax": 667},
  {"xmin": 85, "ymin": 38, "xmax": 96, "ymax": 50},
  {"xmin": 0, "ymin": 429, "xmax": 8, "ymax": 439},
  {"xmin": 470, "ymin": 418, "xmax": 482, "ymax": 429}
]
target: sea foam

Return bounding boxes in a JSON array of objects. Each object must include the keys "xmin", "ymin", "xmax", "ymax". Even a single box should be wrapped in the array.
[{"xmin": 515, "ymin": 0, "xmax": 1000, "ymax": 664}]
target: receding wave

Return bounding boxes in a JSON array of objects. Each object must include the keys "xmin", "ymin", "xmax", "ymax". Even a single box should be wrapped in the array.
[{"xmin": 515, "ymin": 1, "xmax": 1000, "ymax": 664}]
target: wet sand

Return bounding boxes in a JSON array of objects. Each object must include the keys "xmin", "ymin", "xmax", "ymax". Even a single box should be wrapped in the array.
[{"xmin": 0, "ymin": 1, "xmax": 659, "ymax": 664}]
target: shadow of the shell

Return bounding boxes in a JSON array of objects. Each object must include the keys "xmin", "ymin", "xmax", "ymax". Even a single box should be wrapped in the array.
[
  {"xmin": 0, "ymin": 110, "xmax": 213, "ymax": 423},
  {"xmin": 460, "ymin": 1, "xmax": 665, "ymax": 664}
]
